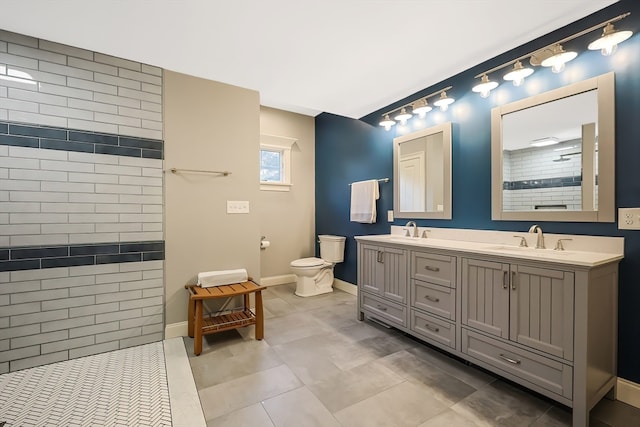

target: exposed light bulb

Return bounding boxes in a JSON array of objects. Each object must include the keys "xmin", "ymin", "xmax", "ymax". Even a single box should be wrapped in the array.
[
  {"xmin": 601, "ymin": 43, "xmax": 617, "ymax": 56},
  {"xmin": 472, "ymin": 74, "xmax": 498, "ymax": 98},
  {"xmin": 503, "ymin": 60, "xmax": 533, "ymax": 87},
  {"xmin": 394, "ymin": 107, "xmax": 412, "ymax": 125},
  {"xmin": 379, "ymin": 114, "xmax": 395, "ymax": 131},
  {"xmin": 551, "ymin": 62, "xmax": 565, "ymax": 73},
  {"xmin": 412, "ymin": 99, "xmax": 432, "ymax": 118},
  {"xmin": 588, "ymin": 22, "xmax": 632, "ymax": 57},
  {"xmin": 540, "ymin": 44, "xmax": 577, "ymax": 74},
  {"xmin": 433, "ymin": 91, "xmax": 454, "ymax": 112}
]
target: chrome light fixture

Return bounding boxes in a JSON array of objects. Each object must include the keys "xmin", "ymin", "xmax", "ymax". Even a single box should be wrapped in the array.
[
  {"xmin": 379, "ymin": 114, "xmax": 395, "ymax": 131},
  {"xmin": 394, "ymin": 107, "xmax": 412, "ymax": 125},
  {"xmin": 540, "ymin": 44, "xmax": 578, "ymax": 73},
  {"xmin": 433, "ymin": 91, "xmax": 455, "ymax": 111},
  {"xmin": 588, "ymin": 22, "xmax": 633, "ymax": 56},
  {"xmin": 503, "ymin": 60, "xmax": 534, "ymax": 86},
  {"xmin": 472, "ymin": 74, "xmax": 499, "ymax": 98},
  {"xmin": 412, "ymin": 99, "xmax": 432, "ymax": 118}
]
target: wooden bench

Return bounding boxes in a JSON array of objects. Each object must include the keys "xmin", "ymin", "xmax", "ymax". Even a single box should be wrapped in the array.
[{"xmin": 185, "ymin": 280, "xmax": 265, "ymax": 356}]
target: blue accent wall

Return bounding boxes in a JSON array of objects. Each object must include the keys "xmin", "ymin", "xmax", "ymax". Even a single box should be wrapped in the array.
[{"xmin": 316, "ymin": 0, "xmax": 640, "ymax": 383}]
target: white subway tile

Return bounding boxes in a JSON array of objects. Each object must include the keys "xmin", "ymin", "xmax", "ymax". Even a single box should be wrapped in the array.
[
  {"xmin": 8, "ymin": 43, "xmax": 66, "ymax": 65},
  {"xmin": 68, "ymin": 193, "xmax": 117, "ymax": 203},
  {"xmin": 10, "ymin": 146, "xmax": 67, "ymax": 160},
  {"xmin": 141, "ymin": 82, "xmax": 162, "ymax": 95},
  {"xmin": 41, "ymin": 336, "xmax": 95, "ymax": 354},
  {"xmin": 67, "ymin": 98, "xmax": 118, "ymax": 114},
  {"xmin": 11, "ymin": 330, "xmax": 67, "ymax": 349},
  {"xmin": 95, "ymin": 290, "xmax": 142, "ymax": 304},
  {"xmin": 95, "ymin": 184, "xmax": 141, "ymax": 195},
  {"xmin": 117, "ymin": 156, "xmax": 162, "ymax": 168},
  {"xmin": 10, "ymin": 212, "xmax": 67, "ymax": 224},
  {"xmin": 117, "ymin": 126, "xmax": 162, "ymax": 140},
  {"xmin": 119, "ymin": 213, "xmax": 161, "ymax": 223},
  {"xmin": 142, "ymin": 186, "xmax": 162, "ymax": 195},
  {"xmin": 2, "ymin": 325, "xmax": 39, "ymax": 341},
  {"xmin": 0, "ymin": 76, "xmax": 40, "ymax": 92},
  {"xmin": 142, "ymin": 205, "xmax": 162, "ymax": 214},
  {"xmin": 95, "ymin": 53, "xmax": 141, "ymax": 71},
  {"xmin": 0, "ymin": 224, "xmax": 40, "ymax": 235},
  {"xmin": 68, "ymin": 57, "xmax": 116, "ymax": 75},
  {"xmin": 41, "ymin": 274, "xmax": 95, "ymax": 290},
  {"xmin": 95, "ymin": 203, "xmax": 141, "ymax": 213},
  {"xmin": 0, "ymin": 52, "xmax": 38, "ymax": 69},
  {"xmin": 9, "ymin": 110, "xmax": 67, "ymax": 127},
  {"xmin": 94, "ymin": 112, "xmax": 141, "ymax": 127},
  {"xmin": 0, "ymin": 109, "xmax": 6, "ymax": 120},
  {"xmin": 0, "ymin": 156, "xmax": 39, "ymax": 169},
  {"xmin": 69, "ymin": 283, "xmax": 119, "ymax": 298},
  {"xmin": 119, "ymin": 296, "xmax": 162, "ymax": 310},
  {"xmin": 95, "ymin": 223, "xmax": 141, "ymax": 233},
  {"xmin": 95, "ymin": 327, "xmax": 140, "ymax": 344},
  {"xmin": 95, "ymin": 271, "xmax": 142, "ymax": 285},
  {"xmin": 38, "ymin": 82, "xmax": 92, "ymax": 100},
  {"xmin": 93, "ymin": 92, "xmax": 140, "ymax": 109},
  {"xmin": 39, "ymin": 39, "xmax": 93, "ymax": 61},
  {"xmin": 118, "ymin": 87, "xmax": 161, "ymax": 103},
  {"xmin": 68, "ymin": 151, "xmax": 118, "ymax": 165},
  {"xmin": 9, "ymin": 309, "xmax": 67, "ymax": 327},
  {"xmin": 0, "ymin": 169, "xmax": 7, "ymax": 179},
  {"xmin": 68, "ymin": 213, "xmax": 118, "ymax": 223},
  {"xmin": 68, "ymin": 172, "xmax": 118, "ymax": 184},
  {"xmin": 11, "ymin": 267, "xmax": 68, "ymax": 282},
  {"xmin": 117, "ymin": 106, "xmax": 162, "ymax": 121},
  {"xmin": 121, "ymin": 277, "xmax": 162, "ymax": 290},
  {"xmin": 119, "ymin": 175, "xmax": 161, "ymax": 186},
  {"xmin": 0, "ymin": 86, "xmax": 6, "ymax": 97},
  {"xmin": 141, "ymin": 64, "xmax": 162, "ymax": 77},
  {"xmin": 0, "ymin": 40, "xmax": 6, "ymax": 52},
  {"xmin": 40, "ymin": 104, "xmax": 94, "ymax": 120},
  {"xmin": 40, "ymin": 159, "xmax": 93, "ymax": 173},
  {"xmin": 67, "ymin": 76, "xmax": 117, "ymax": 95},
  {"xmin": 9, "ymin": 67, "xmax": 68, "ymax": 85},
  {"xmin": 8, "ymin": 87, "xmax": 67, "ymax": 106},
  {"xmin": 41, "ymin": 203, "xmax": 94, "ymax": 213},
  {"xmin": 119, "ymin": 194, "xmax": 161, "ymax": 204},
  {"xmin": 66, "ymin": 118, "xmax": 118, "ymax": 135},
  {"xmin": 0, "ymin": 97, "xmax": 39, "ymax": 113},
  {"xmin": 0, "ymin": 145, "xmax": 8, "ymax": 156},
  {"xmin": 42, "ymin": 295, "xmax": 95, "ymax": 311},
  {"xmin": 11, "ymin": 288, "xmax": 68, "ymax": 304},
  {"xmin": 118, "ymin": 68, "xmax": 161, "ymax": 85},
  {"xmin": 11, "ymin": 191, "xmax": 68, "ymax": 202},
  {"xmin": 0, "ymin": 191, "xmax": 8, "ymax": 201},
  {"xmin": 0, "ymin": 213, "xmax": 8, "ymax": 224},
  {"xmin": 0, "ymin": 30, "xmax": 38, "ymax": 48},
  {"xmin": 94, "ymin": 72, "xmax": 141, "ymax": 90},
  {"xmin": 0, "ymin": 202, "xmax": 40, "ymax": 213},
  {"xmin": 142, "ymin": 167, "xmax": 162, "ymax": 177},
  {"xmin": 69, "ymin": 321, "xmax": 119, "ymax": 339},
  {"xmin": 68, "ymin": 233, "xmax": 119, "ymax": 244},
  {"xmin": 69, "ymin": 341, "xmax": 118, "ymax": 358},
  {"xmin": 120, "ymin": 231, "xmax": 163, "ymax": 241},
  {"xmin": 141, "ymin": 119, "xmax": 162, "ymax": 131},
  {"xmin": 142, "ymin": 269, "xmax": 163, "ymax": 280},
  {"xmin": 1, "ymin": 179, "xmax": 40, "ymax": 191},
  {"xmin": 141, "ymin": 101, "xmax": 162, "ymax": 113},
  {"xmin": 39, "ymin": 60, "xmax": 93, "ymax": 80},
  {"xmin": 41, "ymin": 223, "xmax": 94, "ymax": 234},
  {"xmin": 41, "ymin": 181, "xmax": 94, "ymax": 193},
  {"xmin": 142, "ymin": 223, "xmax": 162, "ymax": 232},
  {"xmin": 10, "ymin": 169, "xmax": 67, "ymax": 182},
  {"xmin": 0, "ymin": 346, "xmax": 41, "ymax": 365},
  {"xmin": 68, "ymin": 263, "xmax": 119, "ymax": 277},
  {"xmin": 95, "ymin": 309, "xmax": 141, "ymax": 323}
]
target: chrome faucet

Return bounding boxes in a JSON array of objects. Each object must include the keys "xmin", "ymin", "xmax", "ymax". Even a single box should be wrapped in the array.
[
  {"xmin": 405, "ymin": 221, "xmax": 418, "ymax": 237},
  {"xmin": 528, "ymin": 224, "xmax": 545, "ymax": 249}
]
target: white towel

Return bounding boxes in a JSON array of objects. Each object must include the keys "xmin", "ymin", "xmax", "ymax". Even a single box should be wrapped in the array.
[
  {"xmin": 197, "ymin": 269, "xmax": 248, "ymax": 288},
  {"xmin": 350, "ymin": 179, "xmax": 379, "ymax": 223}
]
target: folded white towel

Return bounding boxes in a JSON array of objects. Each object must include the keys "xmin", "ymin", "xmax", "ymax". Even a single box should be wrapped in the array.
[
  {"xmin": 197, "ymin": 269, "xmax": 248, "ymax": 288},
  {"xmin": 350, "ymin": 179, "xmax": 379, "ymax": 223}
]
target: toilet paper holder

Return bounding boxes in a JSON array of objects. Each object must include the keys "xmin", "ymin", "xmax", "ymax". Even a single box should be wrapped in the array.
[{"xmin": 260, "ymin": 236, "xmax": 270, "ymax": 249}]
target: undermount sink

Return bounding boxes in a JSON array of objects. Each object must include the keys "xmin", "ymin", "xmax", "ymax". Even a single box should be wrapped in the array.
[{"xmin": 483, "ymin": 244, "xmax": 572, "ymax": 256}]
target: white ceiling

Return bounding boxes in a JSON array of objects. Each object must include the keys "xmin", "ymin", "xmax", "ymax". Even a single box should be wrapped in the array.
[{"xmin": 0, "ymin": 0, "xmax": 619, "ymax": 118}]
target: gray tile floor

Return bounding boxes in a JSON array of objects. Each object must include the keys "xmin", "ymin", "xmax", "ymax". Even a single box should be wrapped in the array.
[{"xmin": 184, "ymin": 283, "xmax": 640, "ymax": 427}]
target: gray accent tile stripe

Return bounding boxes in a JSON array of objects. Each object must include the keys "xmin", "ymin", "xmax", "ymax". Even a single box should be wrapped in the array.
[
  {"xmin": 0, "ymin": 121, "xmax": 163, "ymax": 159},
  {"xmin": 0, "ymin": 240, "xmax": 164, "ymax": 272},
  {"xmin": 503, "ymin": 175, "xmax": 582, "ymax": 190}
]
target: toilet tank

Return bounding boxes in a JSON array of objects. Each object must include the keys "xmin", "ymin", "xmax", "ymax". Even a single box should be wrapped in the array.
[{"xmin": 319, "ymin": 235, "xmax": 346, "ymax": 263}]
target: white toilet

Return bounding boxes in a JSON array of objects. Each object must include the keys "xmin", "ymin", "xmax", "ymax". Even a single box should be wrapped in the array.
[{"xmin": 290, "ymin": 235, "xmax": 346, "ymax": 297}]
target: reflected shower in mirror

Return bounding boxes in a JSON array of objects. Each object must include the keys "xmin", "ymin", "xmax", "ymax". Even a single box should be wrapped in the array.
[
  {"xmin": 491, "ymin": 72, "xmax": 615, "ymax": 222},
  {"xmin": 393, "ymin": 122, "xmax": 452, "ymax": 220}
]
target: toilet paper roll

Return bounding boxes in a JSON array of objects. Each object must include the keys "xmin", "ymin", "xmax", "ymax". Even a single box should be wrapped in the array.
[{"xmin": 260, "ymin": 240, "xmax": 271, "ymax": 249}]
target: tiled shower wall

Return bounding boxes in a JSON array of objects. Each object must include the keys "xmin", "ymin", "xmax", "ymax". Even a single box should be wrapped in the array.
[{"xmin": 0, "ymin": 30, "xmax": 164, "ymax": 373}]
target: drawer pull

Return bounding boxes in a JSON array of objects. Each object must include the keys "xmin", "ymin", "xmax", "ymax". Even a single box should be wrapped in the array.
[
  {"xmin": 425, "ymin": 323, "xmax": 440, "ymax": 332},
  {"xmin": 424, "ymin": 265, "xmax": 440, "ymax": 272},
  {"xmin": 503, "ymin": 271, "xmax": 508, "ymax": 289},
  {"xmin": 499, "ymin": 353, "xmax": 521, "ymax": 365},
  {"xmin": 424, "ymin": 295, "xmax": 440, "ymax": 303},
  {"xmin": 511, "ymin": 271, "xmax": 517, "ymax": 290},
  {"xmin": 377, "ymin": 251, "xmax": 384, "ymax": 263},
  {"xmin": 376, "ymin": 304, "xmax": 388, "ymax": 311}
]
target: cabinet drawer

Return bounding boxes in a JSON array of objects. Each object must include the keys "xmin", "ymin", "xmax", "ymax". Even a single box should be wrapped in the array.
[
  {"xmin": 462, "ymin": 329, "xmax": 572, "ymax": 400},
  {"xmin": 411, "ymin": 280, "xmax": 455, "ymax": 320},
  {"xmin": 411, "ymin": 310, "xmax": 455, "ymax": 350},
  {"xmin": 412, "ymin": 252, "xmax": 455, "ymax": 287},
  {"xmin": 361, "ymin": 292, "xmax": 407, "ymax": 327}
]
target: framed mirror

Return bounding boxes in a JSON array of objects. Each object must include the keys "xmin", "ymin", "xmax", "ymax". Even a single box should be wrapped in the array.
[
  {"xmin": 491, "ymin": 72, "xmax": 615, "ymax": 222},
  {"xmin": 393, "ymin": 122, "xmax": 452, "ymax": 219}
]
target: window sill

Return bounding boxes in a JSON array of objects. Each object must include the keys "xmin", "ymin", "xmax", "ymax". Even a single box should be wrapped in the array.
[{"xmin": 260, "ymin": 182, "xmax": 292, "ymax": 192}]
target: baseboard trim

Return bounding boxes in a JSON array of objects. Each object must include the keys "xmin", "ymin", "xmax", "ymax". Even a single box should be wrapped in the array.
[
  {"xmin": 617, "ymin": 377, "xmax": 640, "ymax": 409},
  {"xmin": 165, "ymin": 321, "xmax": 189, "ymax": 339},
  {"xmin": 260, "ymin": 274, "xmax": 296, "ymax": 287},
  {"xmin": 334, "ymin": 278, "xmax": 357, "ymax": 296}
]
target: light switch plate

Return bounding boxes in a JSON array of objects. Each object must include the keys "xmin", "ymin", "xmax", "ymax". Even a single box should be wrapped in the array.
[
  {"xmin": 387, "ymin": 210, "xmax": 394, "ymax": 222},
  {"xmin": 618, "ymin": 207, "xmax": 640, "ymax": 229},
  {"xmin": 227, "ymin": 200, "xmax": 250, "ymax": 214}
]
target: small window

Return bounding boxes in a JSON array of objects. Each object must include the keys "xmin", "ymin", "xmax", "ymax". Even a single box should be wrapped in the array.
[{"xmin": 260, "ymin": 134, "xmax": 295, "ymax": 191}]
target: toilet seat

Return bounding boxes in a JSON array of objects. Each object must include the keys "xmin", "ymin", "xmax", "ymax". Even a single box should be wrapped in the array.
[{"xmin": 290, "ymin": 257, "xmax": 327, "ymax": 268}]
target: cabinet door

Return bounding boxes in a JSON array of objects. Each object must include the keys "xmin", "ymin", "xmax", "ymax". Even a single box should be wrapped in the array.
[
  {"xmin": 359, "ymin": 244, "xmax": 385, "ymax": 295},
  {"xmin": 461, "ymin": 258, "xmax": 510, "ymax": 339},
  {"xmin": 510, "ymin": 265, "xmax": 574, "ymax": 361},
  {"xmin": 382, "ymin": 247, "xmax": 408, "ymax": 303}
]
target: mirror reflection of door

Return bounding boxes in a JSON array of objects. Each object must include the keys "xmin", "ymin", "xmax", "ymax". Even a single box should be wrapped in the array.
[{"xmin": 399, "ymin": 152, "xmax": 425, "ymax": 212}]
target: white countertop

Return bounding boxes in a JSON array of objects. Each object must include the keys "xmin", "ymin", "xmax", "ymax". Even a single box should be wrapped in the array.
[{"xmin": 355, "ymin": 229, "xmax": 624, "ymax": 268}]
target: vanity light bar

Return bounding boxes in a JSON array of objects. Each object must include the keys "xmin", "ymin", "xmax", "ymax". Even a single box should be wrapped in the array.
[
  {"xmin": 472, "ymin": 12, "xmax": 632, "ymax": 97},
  {"xmin": 378, "ymin": 86, "xmax": 453, "ymax": 130}
]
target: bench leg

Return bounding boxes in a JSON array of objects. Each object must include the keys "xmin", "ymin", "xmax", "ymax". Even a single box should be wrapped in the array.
[
  {"xmin": 194, "ymin": 300, "xmax": 203, "ymax": 356},
  {"xmin": 187, "ymin": 296, "xmax": 195, "ymax": 338},
  {"xmin": 255, "ymin": 290, "xmax": 264, "ymax": 340}
]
